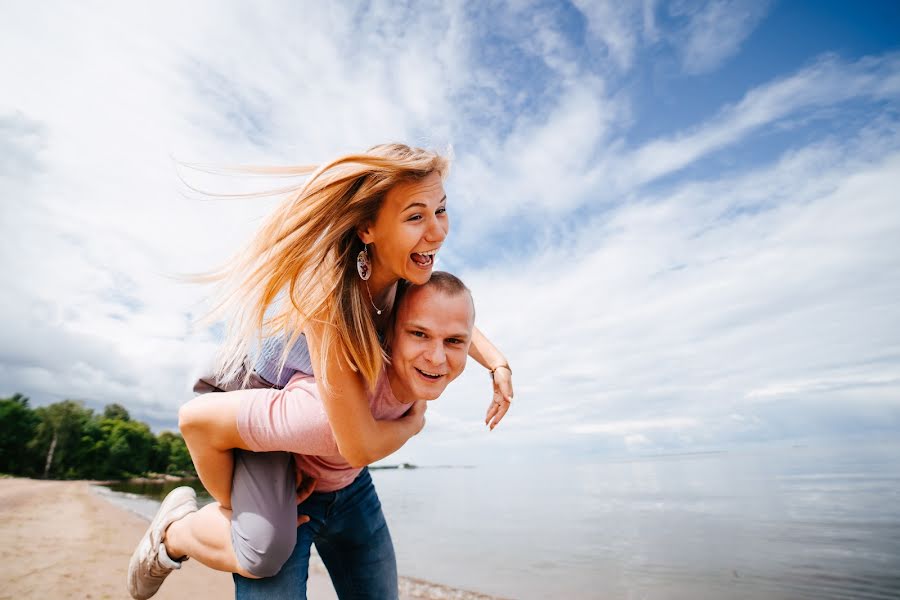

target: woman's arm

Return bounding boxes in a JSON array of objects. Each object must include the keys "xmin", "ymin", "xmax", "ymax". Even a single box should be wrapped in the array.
[
  {"xmin": 468, "ymin": 325, "xmax": 514, "ymax": 429},
  {"xmin": 306, "ymin": 321, "xmax": 427, "ymax": 468}
]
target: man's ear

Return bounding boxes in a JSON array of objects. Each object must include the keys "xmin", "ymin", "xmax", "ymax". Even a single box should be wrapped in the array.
[{"xmin": 357, "ymin": 222, "xmax": 375, "ymax": 245}]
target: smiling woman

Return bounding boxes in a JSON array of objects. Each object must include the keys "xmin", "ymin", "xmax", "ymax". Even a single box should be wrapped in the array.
[
  {"xmin": 126, "ymin": 144, "xmax": 514, "ymax": 600},
  {"xmin": 355, "ymin": 170, "xmax": 448, "ymax": 319}
]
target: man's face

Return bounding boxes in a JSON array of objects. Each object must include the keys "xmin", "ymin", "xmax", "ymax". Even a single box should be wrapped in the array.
[{"xmin": 387, "ymin": 285, "xmax": 474, "ymax": 403}]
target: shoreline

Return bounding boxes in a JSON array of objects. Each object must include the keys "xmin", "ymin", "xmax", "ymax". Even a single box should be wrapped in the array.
[
  {"xmin": 1, "ymin": 478, "xmax": 501, "ymax": 600},
  {"xmin": 0, "ymin": 477, "xmax": 234, "ymax": 599}
]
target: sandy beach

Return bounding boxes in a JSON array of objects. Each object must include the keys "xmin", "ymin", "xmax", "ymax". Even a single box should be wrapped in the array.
[
  {"xmin": 0, "ymin": 477, "xmax": 338, "ymax": 599},
  {"xmin": 0, "ymin": 478, "xmax": 499, "ymax": 600}
]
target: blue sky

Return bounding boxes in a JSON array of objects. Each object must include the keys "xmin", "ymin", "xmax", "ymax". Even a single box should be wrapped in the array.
[{"xmin": 2, "ymin": 1, "xmax": 899, "ymax": 465}]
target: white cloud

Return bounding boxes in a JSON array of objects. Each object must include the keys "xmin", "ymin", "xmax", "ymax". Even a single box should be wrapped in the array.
[
  {"xmin": 615, "ymin": 52, "xmax": 900, "ymax": 192},
  {"xmin": 572, "ymin": 0, "xmax": 770, "ymax": 75},
  {"xmin": 572, "ymin": 1, "xmax": 641, "ymax": 71},
  {"xmin": 449, "ymin": 128, "xmax": 900, "ymax": 457},
  {"xmin": 437, "ymin": 52, "xmax": 900, "ymax": 250},
  {"xmin": 670, "ymin": 0, "xmax": 771, "ymax": 75},
  {"xmin": 642, "ymin": 0, "xmax": 660, "ymax": 43}
]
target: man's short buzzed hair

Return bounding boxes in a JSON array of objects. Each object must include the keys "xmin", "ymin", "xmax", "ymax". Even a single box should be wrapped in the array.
[
  {"xmin": 394, "ymin": 271, "xmax": 474, "ymax": 316},
  {"xmin": 419, "ymin": 271, "xmax": 471, "ymax": 297}
]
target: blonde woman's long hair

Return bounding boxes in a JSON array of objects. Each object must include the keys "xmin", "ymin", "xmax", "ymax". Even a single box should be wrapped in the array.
[{"xmin": 204, "ymin": 143, "xmax": 450, "ymax": 392}]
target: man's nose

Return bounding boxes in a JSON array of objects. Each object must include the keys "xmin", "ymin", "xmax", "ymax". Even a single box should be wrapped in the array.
[{"xmin": 424, "ymin": 341, "xmax": 446, "ymax": 364}]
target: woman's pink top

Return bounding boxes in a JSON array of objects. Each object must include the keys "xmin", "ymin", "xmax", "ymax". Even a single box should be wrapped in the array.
[{"xmin": 236, "ymin": 369, "xmax": 412, "ymax": 492}]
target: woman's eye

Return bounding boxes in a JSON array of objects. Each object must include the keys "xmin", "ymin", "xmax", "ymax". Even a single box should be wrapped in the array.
[
  {"xmin": 436, "ymin": 206, "xmax": 447, "ymax": 215},
  {"xmin": 446, "ymin": 338, "xmax": 462, "ymax": 345},
  {"xmin": 407, "ymin": 214, "xmax": 423, "ymax": 221}
]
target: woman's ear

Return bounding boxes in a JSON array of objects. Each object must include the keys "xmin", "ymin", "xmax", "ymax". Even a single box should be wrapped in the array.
[{"xmin": 357, "ymin": 222, "xmax": 375, "ymax": 245}]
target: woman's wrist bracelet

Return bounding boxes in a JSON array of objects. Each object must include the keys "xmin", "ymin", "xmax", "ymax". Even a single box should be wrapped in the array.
[{"xmin": 489, "ymin": 363, "xmax": 512, "ymax": 379}]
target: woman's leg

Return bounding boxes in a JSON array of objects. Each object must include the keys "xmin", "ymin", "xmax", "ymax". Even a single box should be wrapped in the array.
[
  {"xmin": 234, "ymin": 484, "xmax": 334, "ymax": 599},
  {"xmin": 163, "ymin": 502, "xmax": 252, "ymax": 576},
  {"xmin": 163, "ymin": 451, "xmax": 299, "ymax": 578},
  {"xmin": 178, "ymin": 392, "xmax": 247, "ymax": 507},
  {"xmin": 127, "ymin": 486, "xmax": 199, "ymax": 599},
  {"xmin": 226, "ymin": 450, "xmax": 300, "ymax": 578},
  {"xmin": 315, "ymin": 469, "xmax": 398, "ymax": 600}
]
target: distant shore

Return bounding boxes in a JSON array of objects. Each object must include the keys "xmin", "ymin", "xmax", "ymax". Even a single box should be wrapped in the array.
[
  {"xmin": 0, "ymin": 478, "xmax": 500, "ymax": 600},
  {"xmin": 118, "ymin": 473, "xmax": 199, "ymax": 485}
]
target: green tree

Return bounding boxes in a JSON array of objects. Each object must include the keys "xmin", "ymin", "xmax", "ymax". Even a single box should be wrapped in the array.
[
  {"xmin": 76, "ymin": 417, "xmax": 112, "ymax": 479},
  {"xmin": 0, "ymin": 394, "xmax": 38, "ymax": 475},
  {"xmin": 28, "ymin": 400, "xmax": 94, "ymax": 479},
  {"xmin": 102, "ymin": 403, "xmax": 131, "ymax": 422},
  {"xmin": 165, "ymin": 434, "xmax": 195, "ymax": 475},
  {"xmin": 149, "ymin": 431, "xmax": 195, "ymax": 476},
  {"xmin": 100, "ymin": 418, "xmax": 156, "ymax": 478},
  {"xmin": 150, "ymin": 431, "xmax": 174, "ymax": 474},
  {"xmin": 3, "ymin": 394, "xmax": 195, "ymax": 480}
]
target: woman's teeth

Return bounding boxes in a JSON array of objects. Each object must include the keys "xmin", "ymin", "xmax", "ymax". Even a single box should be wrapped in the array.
[{"xmin": 411, "ymin": 251, "xmax": 436, "ymax": 266}]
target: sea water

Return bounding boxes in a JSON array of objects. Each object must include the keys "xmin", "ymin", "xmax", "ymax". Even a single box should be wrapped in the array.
[{"xmin": 99, "ymin": 439, "xmax": 900, "ymax": 599}]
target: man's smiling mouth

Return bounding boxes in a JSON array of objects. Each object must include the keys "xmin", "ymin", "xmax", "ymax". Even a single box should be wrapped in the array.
[{"xmin": 415, "ymin": 368, "xmax": 445, "ymax": 380}]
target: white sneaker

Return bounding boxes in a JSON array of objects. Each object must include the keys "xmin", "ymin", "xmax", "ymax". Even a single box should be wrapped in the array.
[{"xmin": 126, "ymin": 486, "xmax": 198, "ymax": 599}]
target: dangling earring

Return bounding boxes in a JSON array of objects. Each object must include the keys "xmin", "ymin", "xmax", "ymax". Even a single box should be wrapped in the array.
[
  {"xmin": 357, "ymin": 245, "xmax": 372, "ymax": 281},
  {"xmin": 357, "ymin": 245, "xmax": 386, "ymax": 315}
]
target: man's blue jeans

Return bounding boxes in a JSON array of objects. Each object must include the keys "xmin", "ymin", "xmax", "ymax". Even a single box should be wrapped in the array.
[{"xmin": 233, "ymin": 468, "xmax": 399, "ymax": 600}]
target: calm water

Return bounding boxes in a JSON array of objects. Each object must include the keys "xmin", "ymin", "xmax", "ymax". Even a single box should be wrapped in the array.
[{"xmin": 100, "ymin": 440, "xmax": 900, "ymax": 599}]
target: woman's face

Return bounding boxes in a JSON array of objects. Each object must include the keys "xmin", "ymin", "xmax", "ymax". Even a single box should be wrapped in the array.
[{"xmin": 359, "ymin": 171, "xmax": 449, "ymax": 286}]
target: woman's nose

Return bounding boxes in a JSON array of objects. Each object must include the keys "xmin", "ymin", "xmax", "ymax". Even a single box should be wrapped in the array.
[{"xmin": 425, "ymin": 215, "xmax": 447, "ymax": 243}]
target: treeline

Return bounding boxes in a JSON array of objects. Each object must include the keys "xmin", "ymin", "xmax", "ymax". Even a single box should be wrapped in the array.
[{"xmin": 0, "ymin": 394, "xmax": 194, "ymax": 480}]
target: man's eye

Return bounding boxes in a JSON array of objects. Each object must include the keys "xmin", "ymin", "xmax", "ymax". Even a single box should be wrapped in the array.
[
  {"xmin": 436, "ymin": 206, "xmax": 447, "ymax": 215},
  {"xmin": 446, "ymin": 338, "xmax": 463, "ymax": 345},
  {"xmin": 410, "ymin": 331, "xmax": 426, "ymax": 338}
]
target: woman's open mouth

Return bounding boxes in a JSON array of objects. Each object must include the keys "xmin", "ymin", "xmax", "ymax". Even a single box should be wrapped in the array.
[{"xmin": 410, "ymin": 249, "xmax": 437, "ymax": 267}]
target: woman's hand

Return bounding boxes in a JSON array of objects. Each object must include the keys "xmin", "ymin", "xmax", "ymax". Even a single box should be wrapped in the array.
[
  {"xmin": 401, "ymin": 400, "xmax": 428, "ymax": 436},
  {"xmin": 294, "ymin": 462, "xmax": 317, "ymax": 526},
  {"xmin": 467, "ymin": 326, "xmax": 514, "ymax": 431},
  {"xmin": 485, "ymin": 365, "xmax": 513, "ymax": 430}
]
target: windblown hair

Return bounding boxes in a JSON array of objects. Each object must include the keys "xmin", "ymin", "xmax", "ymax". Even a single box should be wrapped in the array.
[{"xmin": 202, "ymin": 143, "xmax": 451, "ymax": 391}]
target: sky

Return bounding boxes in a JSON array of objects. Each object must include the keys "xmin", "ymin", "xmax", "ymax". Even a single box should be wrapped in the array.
[{"xmin": 2, "ymin": 1, "xmax": 899, "ymax": 466}]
